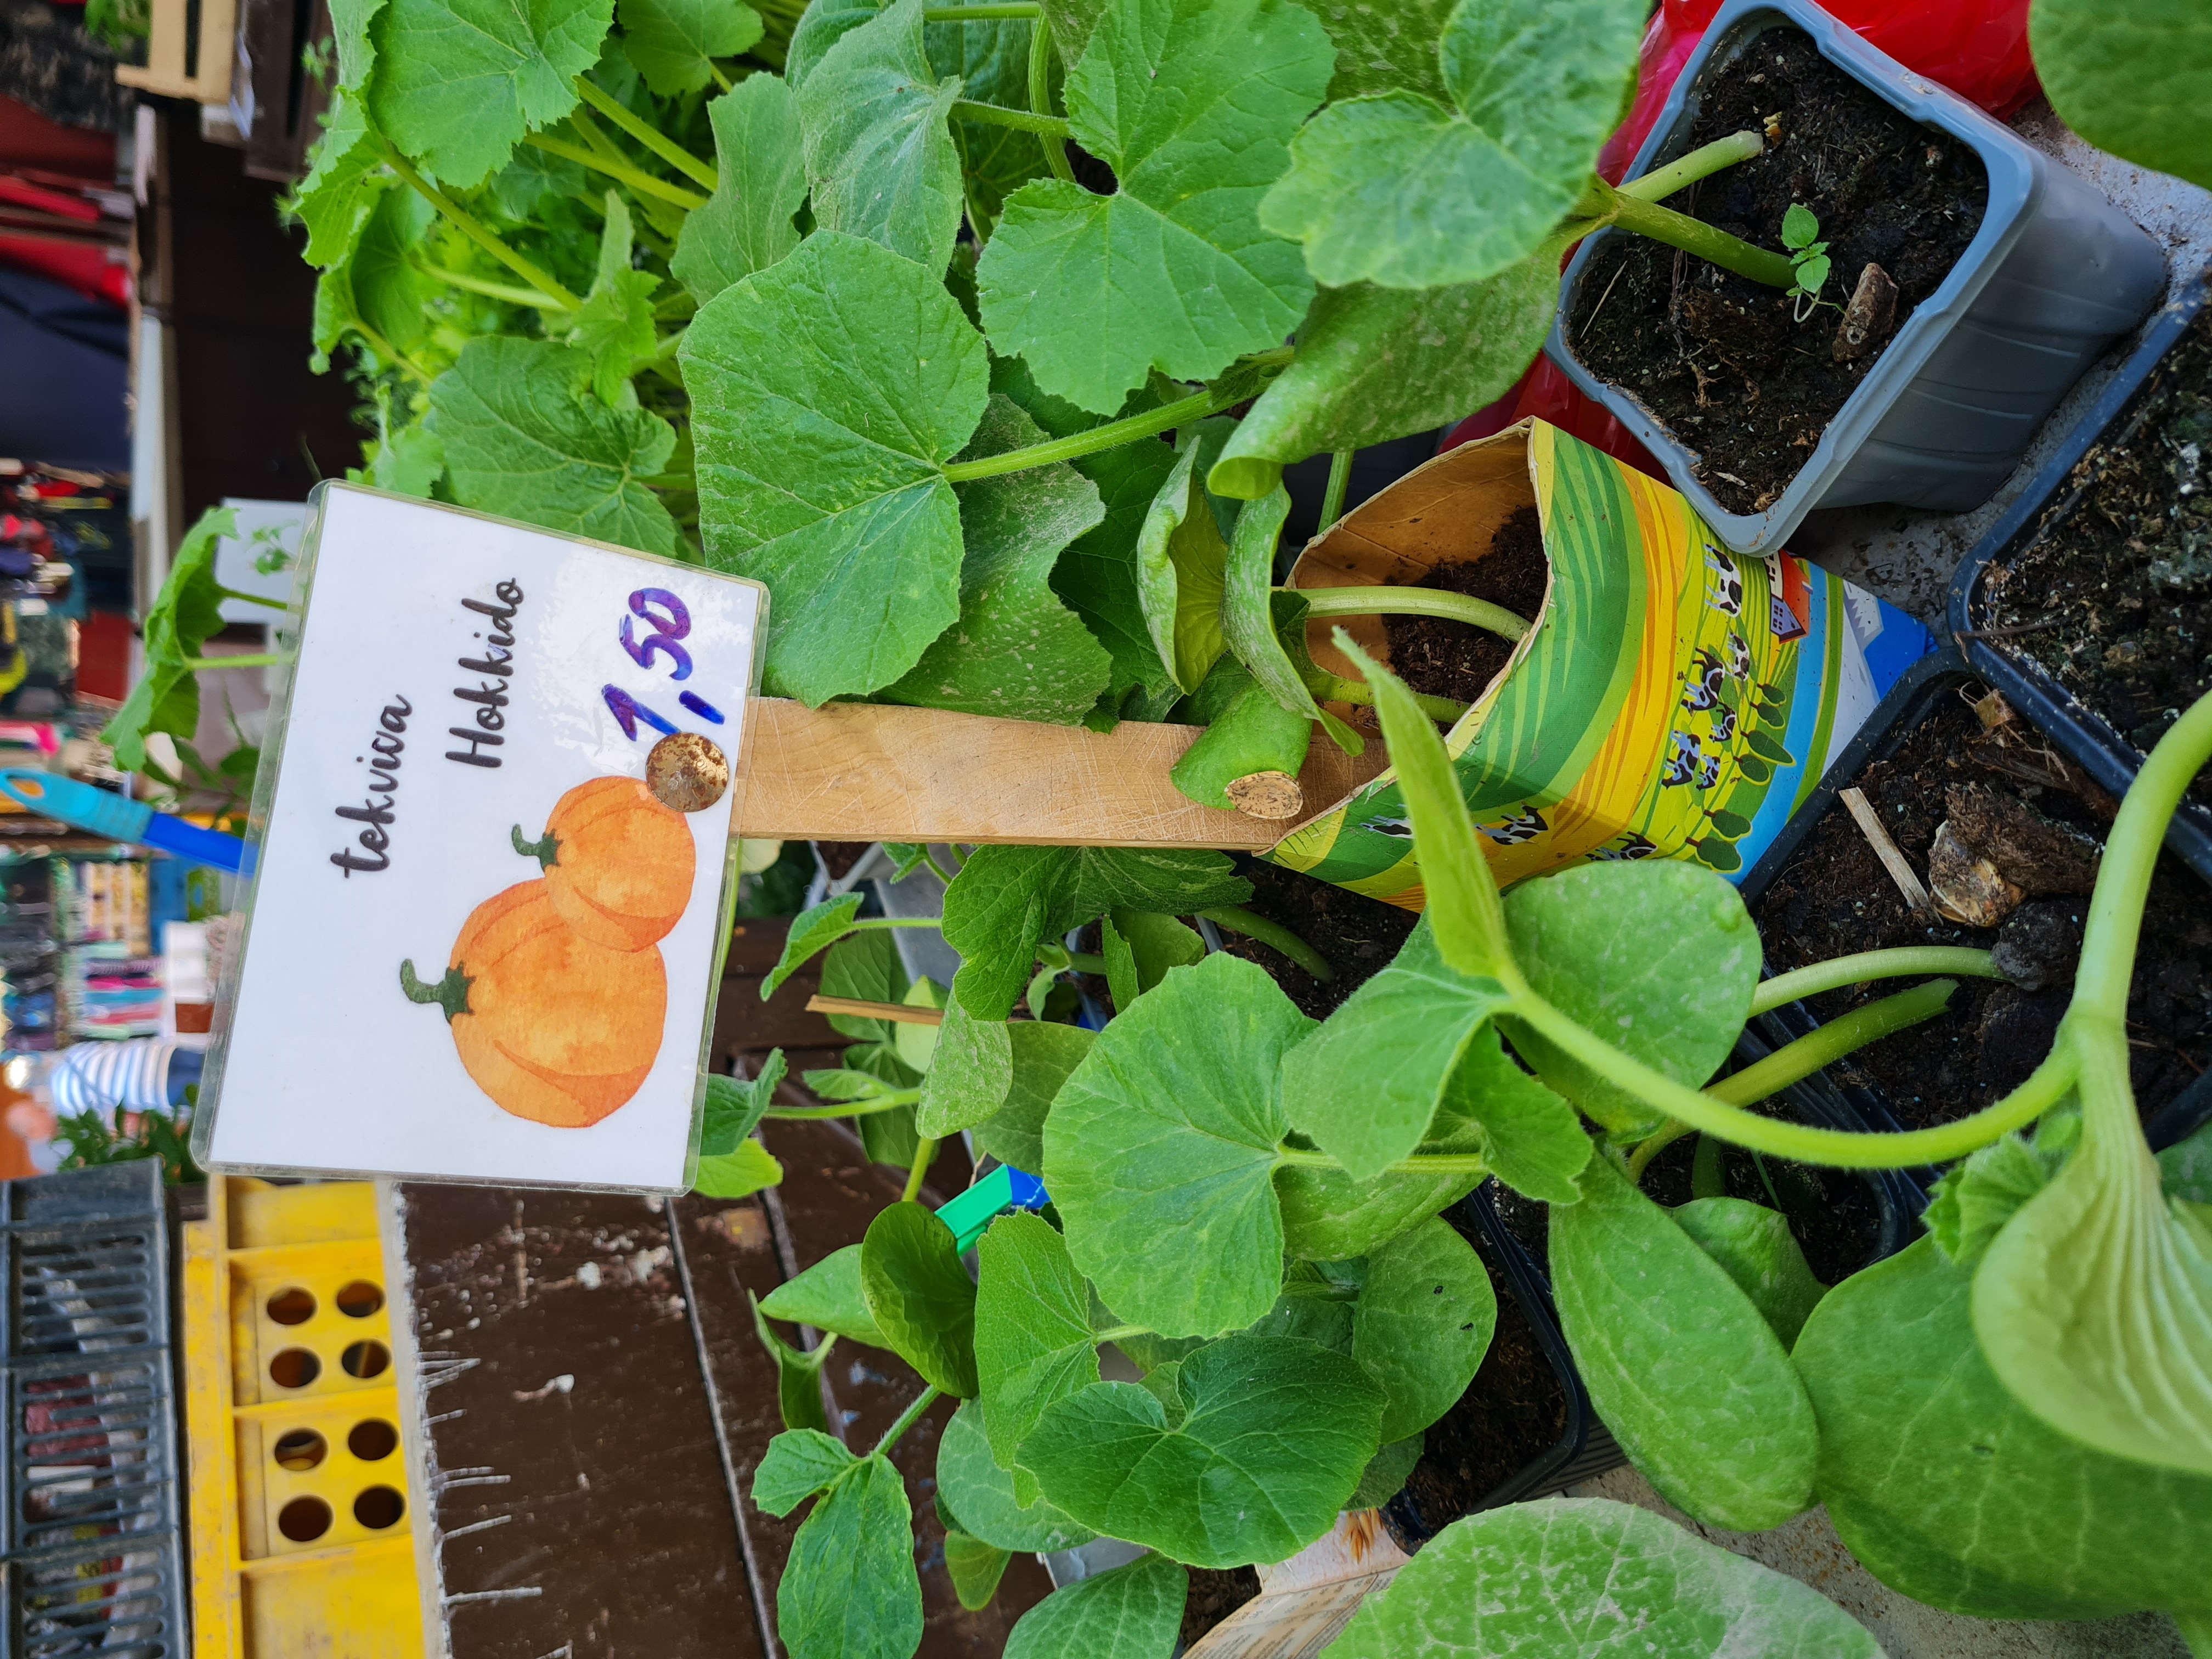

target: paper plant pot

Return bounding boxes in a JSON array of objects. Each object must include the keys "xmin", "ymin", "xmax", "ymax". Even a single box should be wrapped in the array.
[
  {"xmin": 1269, "ymin": 417, "xmax": 1931, "ymax": 907},
  {"xmin": 1547, "ymin": 0, "xmax": 2166, "ymax": 556}
]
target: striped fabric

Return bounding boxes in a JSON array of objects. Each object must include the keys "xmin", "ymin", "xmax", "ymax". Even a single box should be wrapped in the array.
[{"xmin": 47, "ymin": 1040, "xmax": 177, "ymax": 1118}]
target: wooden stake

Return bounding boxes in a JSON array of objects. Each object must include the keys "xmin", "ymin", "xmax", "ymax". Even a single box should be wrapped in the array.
[
  {"xmin": 1838, "ymin": 787, "xmax": 1932, "ymax": 912},
  {"xmin": 732, "ymin": 699, "xmax": 1387, "ymax": 849},
  {"xmin": 807, "ymin": 995, "xmax": 944, "ymax": 1027}
]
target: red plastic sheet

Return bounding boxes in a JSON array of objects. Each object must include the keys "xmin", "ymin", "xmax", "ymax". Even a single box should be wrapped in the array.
[{"xmin": 1484, "ymin": 0, "xmax": 2041, "ymax": 476}]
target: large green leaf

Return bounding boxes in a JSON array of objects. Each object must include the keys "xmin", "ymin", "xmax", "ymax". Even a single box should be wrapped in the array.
[
  {"xmin": 859, "ymin": 1201, "xmax": 979, "ymax": 1396},
  {"xmin": 330, "ymin": 0, "xmax": 383, "ymax": 89},
  {"xmin": 1211, "ymin": 263, "xmax": 1555, "ymax": 498},
  {"xmin": 672, "ymin": 74, "xmax": 808, "ymax": 304},
  {"xmin": 761, "ymin": 1243, "xmax": 892, "ymax": 1347},
  {"xmin": 1672, "ymin": 1198, "xmax": 1824, "ymax": 1350},
  {"xmin": 1437, "ymin": 1034, "xmax": 1588, "ymax": 1205},
  {"xmin": 1263, "ymin": 0, "xmax": 1641, "ymax": 290},
  {"xmin": 881, "ymin": 394, "xmax": 1111, "ymax": 723},
  {"xmin": 1353, "ymin": 1216, "xmax": 1495, "ymax": 1443},
  {"xmin": 2032, "ymin": 0, "xmax": 2212, "ymax": 192},
  {"xmin": 1282, "ymin": 919, "xmax": 1512, "ymax": 1183},
  {"xmin": 1101, "ymin": 907, "xmax": 1203, "ymax": 1008},
  {"xmin": 764, "ymin": 895, "xmax": 867, "ymax": 1000},
  {"xmin": 1020, "ymin": 1334, "xmax": 1384, "ymax": 1567},
  {"xmin": 914, "ymin": 995, "xmax": 1016, "ymax": 1137},
  {"xmin": 366, "ymin": 0, "xmax": 613, "ymax": 187},
  {"xmin": 1003, "ymin": 1552, "xmax": 1187, "ymax": 1659},
  {"xmin": 1045, "ymin": 954, "xmax": 1310, "ymax": 1339},
  {"xmin": 1036, "ymin": 0, "xmax": 1107, "ymax": 72},
  {"xmin": 777, "ymin": 1454, "xmax": 923, "ymax": 1659},
  {"xmin": 347, "ymin": 185, "xmax": 431, "ymax": 354},
  {"xmin": 970, "ymin": 1020, "xmax": 1093, "ymax": 1175},
  {"xmin": 945, "ymin": 1528, "xmax": 1011, "ymax": 1609},
  {"xmin": 1132, "ymin": 435, "xmax": 1228, "ymax": 694},
  {"xmin": 936, "ymin": 1397, "xmax": 1098, "ymax": 1551},
  {"xmin": 1313, "ymin": 0, "xmax": 1454, "ymax": 101},
  {"xmin": 1323, "ymin": 1497, "xmax": 1883, "ymax": 1657},
  {"xmin": 619, "ymin": 0, "xmax": 761, "ymax": 94},
  {"xmin": 753, "ymin": 1427, "xmax": 857, "ymax": 1515},
  {"xmin": 292, "ymin": 93, "xmax": 388, "ymax": 268},
  {"xmin": 786, "ymin": 0, "xmax": 882, "ymax": 88},
  {"xmin": 692, "ymin": 1135, "xmax": 783, "ymax": 1197},
  {"xmin": 1550, "ymin": 1155, "xmax": 1817, "ymax": 1531},
  {"xmin": 1500, "ymin": 861, "xmax": 1759, "ymax": 1139},
  {"xmin": 974, "ymin": 1214, "xmax": 1099, "ymax": 1503},
  {"xmin": 1973, "ymin": 1081, "xmax": 2212, "ymax": 1476},
  {"xmin": 684, "ymin": 230, "xmax": 988, "ymax": 703},
  {"xmin": 796, "ymin": 0, "xmax": 966, "ymax": 273},
  {"xmin": 100, "ymin": 508, "xmax": 236, "ymax": 774},
  {"xmin": 1054, "ymin": 436, "xmax": 1183, "ymax": 719},
  {"xmin": 430, "ymin": 337, "xmax": 679, "ymax": 554},
  {"xmin": 928, "ymin": 1, "xmax": 1053, "ymax": 226},
  {"xmin": 1796, "ymin": 1237, "xmax": 2212, "ymax": 1622},
  {"xmin": 974, "ymin": 0, "xmax": 1334, "ymax": 413},
  {"xmin": 940, "ymin": 844, "xmax": 1247, "ymax": 1020},
  {"xmin": 2163, "ymin": 1119, "xmax": 2212, "ymax": 1204},
  {"xmin": 1276, "ymin": 1162, "xmax": 1486, "ymax": 1261}
]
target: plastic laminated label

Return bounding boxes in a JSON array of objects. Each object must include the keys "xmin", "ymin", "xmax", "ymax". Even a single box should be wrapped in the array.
[
  {"xmin": 191, "ymin": 483, "xmax": 765, "ymax": 1193},
  {"xmin": 1273, "ymin": 419, "xmax": 1931, "ymax": 905}
]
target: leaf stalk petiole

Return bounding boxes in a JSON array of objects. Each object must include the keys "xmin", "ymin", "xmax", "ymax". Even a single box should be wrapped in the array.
[
  {"xmin": 950, "ymin": 99, "xmax": 1070, "ymax": 139},
  {"xmin": 379, "ymin": 139, "xmax": 582, "ymax": 311},
  {"xmin": 1750, "ymin": 947, "xmax": 2004, "ymax": 1015},
  {"xmin": 872, "ymin": 1386, "xmax": 941, "ymax": 1457},
  {"xmin": 1302, "ymin": 586, "xmax": 1531, "ymax": 641},
  {"xmin": 573, "ymin": 75, "xmax": 720, "ymax": 191}
]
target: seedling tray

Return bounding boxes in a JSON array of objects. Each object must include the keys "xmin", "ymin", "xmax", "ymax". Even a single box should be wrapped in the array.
[{"xmin": 1947, "ymin": 262, "xmax": 2212, "ymax": 890}]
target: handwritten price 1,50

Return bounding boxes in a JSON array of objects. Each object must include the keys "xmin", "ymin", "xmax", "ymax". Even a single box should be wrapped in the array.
[{"xmin": 601, "ymin": 588, "xmax": 725, "ymax": 741}]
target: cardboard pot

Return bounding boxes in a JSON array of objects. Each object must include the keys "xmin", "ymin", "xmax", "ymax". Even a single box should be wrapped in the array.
[{"xmin": 1270, "ymin": 417, "xmax": 1931, "ymax": 907}]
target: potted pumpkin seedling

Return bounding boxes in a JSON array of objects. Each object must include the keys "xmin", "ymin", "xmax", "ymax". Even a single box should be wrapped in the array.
[{"xmin": 742, "ymin": 642, "xmax": 2212, "ymax": 1656}]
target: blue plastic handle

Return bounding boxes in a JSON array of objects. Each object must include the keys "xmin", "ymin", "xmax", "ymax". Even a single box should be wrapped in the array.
[{"xmin": 0, "ymin": 768, "xmax": 250, "ymax": 873}]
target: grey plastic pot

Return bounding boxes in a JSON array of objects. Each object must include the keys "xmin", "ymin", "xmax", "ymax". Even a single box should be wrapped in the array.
[{"xmin": 1547, "ymin": 0, "xmax": 2167, "ymax": 556}]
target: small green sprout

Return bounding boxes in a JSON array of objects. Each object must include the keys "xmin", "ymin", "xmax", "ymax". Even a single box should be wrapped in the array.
[{"xmin": 1781, "ymin": 203, "xmax": 1834, "ymax": 321}]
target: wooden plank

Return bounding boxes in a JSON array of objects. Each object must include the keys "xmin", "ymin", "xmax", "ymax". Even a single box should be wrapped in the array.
[{"xmin": 731, "ymin": 699, "xmax": 1388, "ymax": 849}]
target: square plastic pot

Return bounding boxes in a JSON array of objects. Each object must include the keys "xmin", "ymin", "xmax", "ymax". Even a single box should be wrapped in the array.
[
  {"xmin": 1947, "ymin": 262, "xmax": 2212, "ymax": 889},
  {"xmin": 1547, "ymin": 0, "xmax": 2167, "ymax": 556},
  {"xmin": 1737, "ymin": 652, "xmax": 2212, "ymax": 1169}
]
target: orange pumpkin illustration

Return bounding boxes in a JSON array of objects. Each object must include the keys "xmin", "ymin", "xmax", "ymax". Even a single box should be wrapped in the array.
[
  {"xmin": 401, "ymin": 879, "xmax": 667, "ymax": 1128},
  {"xmin": 512, "ymin": 775, "xmax": 696, "ymax": 951}
]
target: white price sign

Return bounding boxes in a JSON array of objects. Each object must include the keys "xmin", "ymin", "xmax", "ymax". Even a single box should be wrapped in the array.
[{"xmin": 195, "ymin": 484, "xmax": 765, "ymax": 1191}]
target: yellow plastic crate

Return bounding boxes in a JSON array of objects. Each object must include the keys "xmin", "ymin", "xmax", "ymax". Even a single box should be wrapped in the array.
[{"xmin": 183, "ymin": 1178, "xmax": 425, "ymax": 1658}]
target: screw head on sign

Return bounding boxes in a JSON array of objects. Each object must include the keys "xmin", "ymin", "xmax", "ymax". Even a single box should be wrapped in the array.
[{"xmin": 647, "ymin": 731, "xmax": 729, "ymax": 814}]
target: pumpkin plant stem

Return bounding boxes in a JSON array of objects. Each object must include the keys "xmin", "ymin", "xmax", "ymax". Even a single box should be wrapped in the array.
[
  {"xmin": 950, "ymin": 99, "xmax": 1070, "ymax": 139},
  {"xmin": 1317, "ymin": 450, "xmax": 1352, "ymax": 529},
  {"xmin": 415, "ymin": 259, "xmax": 571, "ymax": 311},
  {"xmin": 1303, "ymin": 670, "xmax": 1466, "ymax": 726},
  {"xmin": 573, "ymin": 75, "xmax": 720, "ymax": 191},
  {"xmin": 379, "ymin": 140, "xmax": 582, "ymax": 311},
  {"xmin": 1199, "ymin": 907, "xmax": 1332, "ymax": 981},
  {"xmin": 848, "ymin": 917, "xmax": 945, "ymax": 931},
  {"xmin": 924, "ymin": 3, "xmax": 1039, "ymax": 16},
  {"xmin": 902, "ymin": 1139, "xmax": 937, "ymax": 1202},
  {"xmin": 1302, "ymin": 586, "xmax": 1532, "ymax": 641},
  {"xmin": 872, "ymin": 1386, "xmax": 940, "ymax": 1458},
  {"xmin": 1275, "ymin": 1146, "xmax": 1492, "ymax": 1176},
  {"xmin": 1582, "ymin": 174, "xmax": 1798, "ymax": 289},
  {"xmin": 1614, "ymin": 130, "xmax": 1767, "ymax": 205},
  {"xmin": 398, "ymin": 960, "xmax": 472, "ymax": 1023},
  {"xmin": 216, "ymin": 587, "xmax": 290, "ymax": 612},
  {"xmin": 1026, "ymin": 16, "xmax": 1073, "ymax": 181},
  {"xmin": 1750, "ymin": 947, "xmax": 2003, "ymax": 1014},
  {"xmin": 764, "ymin": 1093, "xmax": 921, "ymax": 1120},
  {"xmin": 940, "ymin": 351, "xmax": 1292, "ymax": 481},
  {"xmin": 177, "ymin": 654, "xmax": 292, "ymax": 670},
  {"xmin": 523, "ymin": 132, "xmax": 708, "ymax": 211}
]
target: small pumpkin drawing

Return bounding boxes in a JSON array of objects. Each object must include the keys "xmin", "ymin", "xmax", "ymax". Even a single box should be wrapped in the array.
[
  {"xmin": 511, "ymin": 775, "xmax": 696, "ymax": 951},
  {"xmin": 401, "ymin": 879, "xmax": 667, "ymax": 1128}
]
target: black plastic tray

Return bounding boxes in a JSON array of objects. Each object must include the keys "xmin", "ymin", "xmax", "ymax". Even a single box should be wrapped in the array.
[
  {"xmin": 1946, "ymin": 262, "xmax": 2212, "ymax": 889},
  {"xmin": 1739, "ymin": 653, "xmax": 2212, "ymax": 1167}
]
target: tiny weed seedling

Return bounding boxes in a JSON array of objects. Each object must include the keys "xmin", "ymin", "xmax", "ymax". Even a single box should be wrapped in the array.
[{"xmin": 1781, "ymin": 202, "xmax": 1835, "ymax": 320}]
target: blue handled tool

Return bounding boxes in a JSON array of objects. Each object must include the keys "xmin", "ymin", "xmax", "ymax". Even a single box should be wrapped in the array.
[{"xmin": 0, "ymin": 769, "xmax": 253, "ymax": 874}]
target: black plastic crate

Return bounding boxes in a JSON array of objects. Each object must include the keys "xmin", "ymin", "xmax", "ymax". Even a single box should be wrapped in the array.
[{"xmin": 1, "ymin": 1162, "xmax": 183, "ymax": 1659}]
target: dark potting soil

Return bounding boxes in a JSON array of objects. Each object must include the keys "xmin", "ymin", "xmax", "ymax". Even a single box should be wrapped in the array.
[
  {"xmin": 1178, "ymin": 1566, "xmax": 1262, "ymax": 1649},
  {"xmin": 1752, "ymin": 692, "xmax": 2212, "ymax": 1130},
  {"xmin": 1383, "ymin": 505, "xmax": 1550, "ymax": 709},
  {"xmin": 1216, "ymin": 856, "xmax": 1418, "ymax": 1019},
  {"xmin": 1976, "ymin": 301, "xmax": 2212, "ymax": 808},
  {"xmin": 1385, "ymin": 1208, "xmax": 1570, "ymax": 1553},
  {"xmin": 1566, "ymin": 27, "xmax": 1988, "ymax": 516}
]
